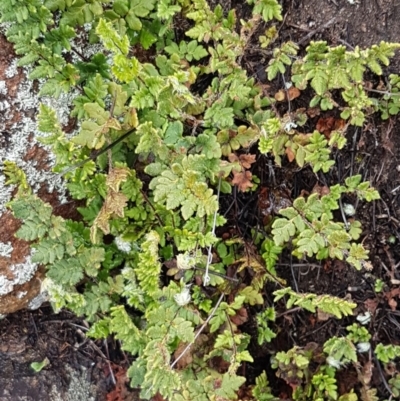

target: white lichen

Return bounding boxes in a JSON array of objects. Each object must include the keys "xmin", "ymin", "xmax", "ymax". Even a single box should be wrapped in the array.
[
  {"xmin": 343, "ymin": 203, "xmax": 356, "ymax": 216},
  {"xmin": 0, "ymin": 81, "xmax": 7, "ymax": 95},
  {"xmin": 115, "ymin": 236, "xmax": 132, "ymax": 253},
  {"xmin": 9, "ymin": 255, "xmax": 38, "ymax": 286},
  {"xmin": 0, "ymin": 22, "xmax": 108, "ymax": 307},
  {"xmin": 0, "ymin": 275, "xmax": 14, "ymax": 295},
  {"xmin": 0, "ymin": 241, "xmax": 13, "ymax": 258},
  {"xmin": 0, "ymin": 255, "xmax": 39, "ymax": 296},
  {"xmin": 28, "ymin": 291, "xmax": 49, "ymax": 310},
  {"xmin": 174, "ymin": 285, "xmax": 191, "ymax": 306},
  {"xmin": 176, "ymin": 252, "xmax": 196, "ymax": 270},
  {"xmin": 356, "ymin": 311, "xmax": 371, "ymax": 325},
  {"xmin": 357, "ymin": 342, "xmax": 371, "ymax": 353},
  {"xmin": 5, "ymin": 58, "xmax": 18, "ymax": 78},
  {"xmin": 0, "ymin": 100, "xmax": 10, "ymax": 111},
  {"xmin": 0, "ymin": 68, "xmax": 71, "ymax": 214},
  {"xmin": 326, "ymin": 356, "xmax": 343, "ymax": 369}
]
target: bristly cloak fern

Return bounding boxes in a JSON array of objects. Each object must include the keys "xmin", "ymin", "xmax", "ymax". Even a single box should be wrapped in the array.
[{"xmin": 2, "ymin": 1, "xmax": 397, "ymax": 400}]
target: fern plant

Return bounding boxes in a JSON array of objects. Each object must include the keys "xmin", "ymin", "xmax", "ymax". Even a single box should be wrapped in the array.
[
  {"xmin": 273, "ymin": 288, "xmax": 356, "ymax": 319},
  {"xmin": 271, "ymin": 176, "xmax": 380, "ymax": 270},
  {"xmin": 3, "ymin": 0, "xmax": 400, "ymax": 400},
  {"xmin": 290, "ymin": 41, "xmax": 400, "ymax": 125}
]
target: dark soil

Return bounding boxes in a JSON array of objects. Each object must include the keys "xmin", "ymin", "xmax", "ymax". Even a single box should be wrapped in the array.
[
  {"xmin": 0, "ymin": 308, "xmax": 138, "ymax": 401},
  {"xmin": 2, "ymin": 0, "xmax": 400, "ymax": 400},
  {"xmin": 237, "ymin": 0, "xmax": 400, "ymax": 397}
]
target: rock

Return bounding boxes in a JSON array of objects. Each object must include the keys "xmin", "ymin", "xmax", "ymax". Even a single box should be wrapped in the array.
[{"xmin": 0, "ymin": 33, "xmax": 70, "ymax": 315}]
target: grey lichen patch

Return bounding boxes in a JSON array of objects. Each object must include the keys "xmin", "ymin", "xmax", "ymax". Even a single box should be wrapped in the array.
[
  {"xmin": 0, "ymin": 241, "xmax": 13, "ymax": 258},
  {"xmin": 10, "ymin": 257, "xmax": 37, "ymax": 284},
  {"xmin": 5, "ymin": 59, "xmax": 18, "ymax": 78},
  {"xmin": 0, "ymin": 25, "xmax": 107, "ymax": 311},
  {"xmin": 0, "ymin": 80, "xmax": 7, "ymax": 94},
  {"xmin": 0, "ymin": 27, "xmax": 73, "ymax": 310},
  {"xmin": 50, "ymin": 365, "xmax": 96, "ymax": 401},
  {"xmin": 17, "ymin": 290, "xmax": 28, "ymax": 299},
  {"xmin": 0, "ymin": 275, "xmax": 14, "ymax": 295},
  {"xmin": 28, "ymin": 291, "xmax": 49, "ymax": 310},
  {"xmin": 40, "ymin": 87, "xmax": 80, "ymax": 129},
  {"xmin": 0, "ymin": 74, "xmax": 70, "ymax": 213}
]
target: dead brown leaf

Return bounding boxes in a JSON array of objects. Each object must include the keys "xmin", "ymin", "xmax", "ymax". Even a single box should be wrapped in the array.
[
  {"xmin": 239, "ymin": 154, "xmax": 256, "ymax": 169},
  {"xmin": 317, "ymin": 309, "xmax": 333, "ymax": 322},
  {"xmin": 228, "ymin": 153, "xmax": 239, "ymax": 163},
  {"xmin": 384, "ymin": 288, "xmax": 400, "ymax": 311},
  {"xmin": 363, "ymin": 298, "xmax": 379, "ymax": 315},
  {"xmin": 274, "ymin": 89, "xmax": 286, "ymax": 102},
  {"xmin": 285, "ymin": 147, "xmax": 295, "ymax": 162},
  {"xmin": 388, "ymin": 297, "xmax": 398, "ymax": 311},
  {"xmin": 173, "ymin": 342, "xmax": 193, "ymax": 370},
  {"xmin": 232, "ymin": 170, "xmax": 253, "ymax": 192},
  {"xmin": 311, "ymin": 183, "xmax": 330, "ymax": 197},
  {"xmin": 106, "ymin": 365, "xmax": 130, "ymax": 401},
  {"xmin": 316, "ymin": 116, "xmax": 346, "ymax": 138},
  {"xmin": 306, "ymin": 107, "xmax": 321, "ymax": 118},
  {"xmin": 287, "ymin": 86, "xmax": 300, "ymax": 101},
  {"xmin": 274, "ymin": 87, "xmax": 300, "ymax": 102},
  {"xmin": 230, "ymin": 307, "xmax": 248, "ymax": 326},
  {"xmin": 361, "ymin": 360, "xmax": 374, "ymax": 386},
  {"xmin": 295, "ymin": 133, "xmax": 312, "ymax": 145}
]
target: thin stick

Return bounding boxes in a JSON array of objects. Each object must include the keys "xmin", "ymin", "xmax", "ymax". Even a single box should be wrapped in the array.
[
  {"xmin": 335, "ymin": 38, "xmax": 354, "ymax": 50},
  {"xmin": 363, "ymin": 87, "xmax": 400, "ymax": 96},
  {"xmin": 338, "ymin": 197, "xmax": 349, "ymax": 230},
  {"xmin": 59, "ymin": 126, "xmax": 137, "ymax": 176},
  {"xmin": 373, "ymin": 350, "xmax": 394, "ymax": 398},
  {"xmin": 170, "ymin": 293, "xmax": 224, "ymax": 369},
  {"xmin": 194, "ymin": 266, "xmax": 239, "ymax": 283},
  {"xmin": 203, "ymin": 177, "xmax": 222, "ymax": 285},
  {"xmin": 103, "ymin": 339, "xmax": 117, "ymax": 386},
  {"xmin": 296, "ymin": 16, "xmax": 338, "ymax": 46}
]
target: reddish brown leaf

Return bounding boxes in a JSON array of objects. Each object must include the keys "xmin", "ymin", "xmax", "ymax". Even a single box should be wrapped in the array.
[
  {"xmin": 274, "ymin": 87, "xmax": 300, "ymax": 102},
  {"xmin": 239, "ymin": 154, "xmax": 256, "ymax": 169},
  {"xmin": 230, "ymin": 307, "xmax": 248, "ymax": 326},
  {"xmin": 306, "ymin": 107, "xmax": 321, "ymax": 118},
  {"xmin": 311, "ymin": 183, "xmax": 330, "ymax": 197},
  {"xmin": 258, "ymin": 187, "xmax": 271, "ymax": 215},
  {"xmin": 316, "ymin": 116, "xmax": 335, "ymax": 134},
  {"xmin": 316, "ymin": 116, "xmax": 346, "ymax": 138},
  {"xmin": 173, "ymin": 342, "xmax": 193, "ymax": 370},
  {"xmin": 152, "ymin": 393, "xmax": 167, "ymax": 401},
  {"xmin": 364, "ymin": 298, "xmax": 379, "ymax": 314},
  {"xmin": 228, "ymin": 153, "xmax": 239, "ymax": 163},
  {"xmin": 232, "ymin": 170, "xmax": 253, "ymax": 192},
  {"xmin": 285, "ymin": 147, "xmax": 295, "ymax": 162},
  {"xmin": 287, "ymin": 86, "xmax": 300, "ymax": 101},
  {"xmin": 106, "ymin": 365, "xmax": 130, "ymax": 401},
  {"xmin": 388, "ymin": 297, "xmax": 398, "ymax": 311}
]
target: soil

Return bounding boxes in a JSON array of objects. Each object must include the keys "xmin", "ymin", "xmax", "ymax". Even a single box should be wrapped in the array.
[
  {"xmin": 0, "ymin": 308, "xmax": 138, "ymax": 401},
  {"xmin": 1, "ymin": 0, "xmax": 400, "ymax": 400}
]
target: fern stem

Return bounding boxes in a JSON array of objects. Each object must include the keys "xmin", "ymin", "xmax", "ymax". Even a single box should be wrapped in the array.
[
  {"xmin": 59, "ymin": 126, "xmax": 137, "ymax": 175},
  {"xmin": 203, "ymin": 177, "xmax": 222, "ymax": 285},
  {"xmin": 170, "ymin": 293, "xmax": 225, "ymax": 369}
]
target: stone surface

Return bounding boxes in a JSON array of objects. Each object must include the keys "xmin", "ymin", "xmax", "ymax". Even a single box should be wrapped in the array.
[{"xmin": 0, "ymin": 32, "xmax": 69, "ymax": 314}]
